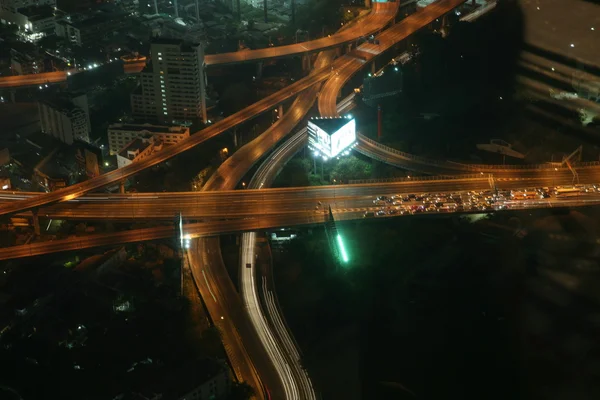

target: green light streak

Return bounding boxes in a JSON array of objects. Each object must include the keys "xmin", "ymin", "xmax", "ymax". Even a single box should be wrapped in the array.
[{"xmin": 336, "ymin": 234, "xmax": 349, "ymax": 263}]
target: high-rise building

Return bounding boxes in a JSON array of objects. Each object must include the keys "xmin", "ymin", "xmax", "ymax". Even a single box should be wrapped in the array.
[
  {"xmin": 38, "ymin": 92, "xmax": 91, "ymax": 145},
  {"xmin": 131, "ymin": 38, "xmax": 207, "ymax": 125}
]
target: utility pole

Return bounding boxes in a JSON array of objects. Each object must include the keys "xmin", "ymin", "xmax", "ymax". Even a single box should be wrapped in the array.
[
  {"xmin": 291, "ymin": 0, "xmax": 295, "ymax": 25},
  {"xmin": 377, "ymin": 104, "xmax": 382, "ymax": 140},
  {"xmin": 263, "ymin": 0, "xmax": 267, "ymax": 23}
]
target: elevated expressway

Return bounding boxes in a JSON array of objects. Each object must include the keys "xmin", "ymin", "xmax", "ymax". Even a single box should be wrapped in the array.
[
  {"xmin": 203, "ymin": 2, "xmax": 399, "ymax": 66},
  {"xmin": 179, "ymin": 4, "xmax": 408, "ymax": 400},
  {"xmin": 0, "ymin": 2, "xmax": 408, "ymax": 217},
  {"xmin": 3, "ymin": 165, "xmax": 600, "ymax": 220},
  {"xmin": 3, "ymin": 186, "xmax": 600, "ymax": 261},
  {"xmin": 0, "ymin": 3, "xmax": 395, "ymax": 89},
  {"xmin": 183, "ymin": 4, "xmax": 404, "ymax": 398},
  {"xmin": 0, "ymin": 61, "xmax": 146, "ymax": 89}
]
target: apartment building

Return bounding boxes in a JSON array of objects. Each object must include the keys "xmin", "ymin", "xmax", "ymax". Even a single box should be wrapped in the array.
[
  {"xmin": 38, "ymin": 92, "xmax": 91, "ymax": 145},
  {"xmin": 131, "ymin": 38, "xmax": 207, "ymax": 124},
  {"xmin": 107, "ymin": 123, "xmax": 189, "ymax": 155}
]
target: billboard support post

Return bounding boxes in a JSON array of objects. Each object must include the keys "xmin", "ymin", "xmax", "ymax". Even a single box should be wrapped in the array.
[{"xmin": 377, "ymin": 104, "xmax": 382, "ymax": 140}]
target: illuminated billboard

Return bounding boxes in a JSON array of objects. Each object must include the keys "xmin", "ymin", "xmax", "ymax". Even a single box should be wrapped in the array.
[{"xmin": 308, "ymin": 116, "xmax": 356, "ymax": 159}]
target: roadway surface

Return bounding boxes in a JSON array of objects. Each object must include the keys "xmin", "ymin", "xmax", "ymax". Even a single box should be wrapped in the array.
[
  {"xmin": 318, "ymin": 0, "xmax": 468, "ymax": 117},
  {"xmin": 355, "ymin": 134, "xmax": 600, "ymax": 175},
  {"xmin": 0, "ymin": 61, "xmax": 146, "ymax": 89},
  {"xmin": 0, "ymin": 68, "xmax": 335, "ymax": 216},
  {"xmin": 202, "ymin": 2, "xmax": 399, "ymax": 67},
  {"xmin": 182, "ymin": 5, "xmax": 402, "ymax": 398},
  {"xmin": 187, "ymin": 46, "xmax": 346, "ymax": 400},
  {"xmin": 3, "ymin": 166, "xmax": 600, "ymax": 220},
  {"xmin": 232, "ymin": 83, "xmax": 357, "ymax": 400},
  {"xmin": 0, "ymin": 70, "xmax": 73, "ymax": 88},
  {"xmin": 3, "ymin": 189, "xmax": 600, "ymax": 261},
  {"xmin": 0, "ymin": 0, "xmax": 472, "ymax": 217}
]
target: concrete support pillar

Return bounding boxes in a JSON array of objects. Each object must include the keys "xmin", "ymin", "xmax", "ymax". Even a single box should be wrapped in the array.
[
  {"xmin": 256, "ymin": 61, "xmax": 263, "ymax": 79},
  {"xmin": 173, "ymin": 0, "xmax": 178, "ymax": 17},
  {"xmin": 10, "ymin": 90, "xmax": 16, "ymax": 103},
  {"xmin": 371, "ymin": 62, "xmax": 376, "ymax": 74},
  {"xmin": 278, "ymin": 104, "xmax": 283, "ymax": 116},
  {"xmin": 32, "ymin": 210, "xmax": 40, "ymax": 236},
  {"xmin": 119, "ymin": 180, "xmax": 125, "ymax": 194},
  {"xmin": 441, "ymin": 14, "xmax": 449, "ymax": 38},
  {"xmin": 302, "ymin": 54, "xmax": 312, "ymax": 72},
  {"xmin": 153, "ymin": 0, "xmax": 158, "ymax": 14}
]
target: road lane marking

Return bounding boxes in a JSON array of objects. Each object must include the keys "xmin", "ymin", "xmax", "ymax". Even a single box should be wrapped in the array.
[{"xmin": 202, "ymin": 270, "xmax": 217, "ymax": 302}]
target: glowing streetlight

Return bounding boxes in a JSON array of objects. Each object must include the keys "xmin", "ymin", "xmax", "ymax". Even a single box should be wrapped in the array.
[{"xmin": 336, "ymin": 234, "xmax": 349, "ymax": 263}]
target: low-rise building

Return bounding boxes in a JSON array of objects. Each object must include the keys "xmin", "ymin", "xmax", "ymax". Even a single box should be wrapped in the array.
[
  {"xmin": 116, "ymin": 135, "xmax": 163, "ymax": 169},
  {"xmin": 38, "ymin": 92, "xmax": 91, "ymax": 145},
  {"xmin": 0, "ymin": 5, "xmax": 55, "ymax": 39},
  {"xmin": 10, "ymin": 48, "xmax": 44, "ymax": 75},
  {"xmin": 0, "ymin": 0, "xmax": 55, "ymax": 13},
  {"xmin": 55, "ymin": 11, "xmax": 128, "ymax": 46},
  {"xmin": 166, "ymin": 358, "xmax": 231, "ymax": 400},
  {"xmin": 54, "ymin": 19, "xmax": 81, "ymax": 45},
  {"xmin": 107, "ymin": 123, "xmax": 189, "ymax": 155}
]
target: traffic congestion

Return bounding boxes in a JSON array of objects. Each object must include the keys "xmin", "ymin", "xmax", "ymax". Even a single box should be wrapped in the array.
[{"xmin": 364, "ymin": 184, "xmax": 600, "ymax": 218}]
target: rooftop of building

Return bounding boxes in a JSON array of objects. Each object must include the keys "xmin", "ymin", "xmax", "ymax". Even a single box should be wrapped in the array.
[
  {"xmin": 38, "ymin": 91, "xmax": 87, "ymax": 113},
  {"xmin": 0, "ymin": 103, "xmax": 40, "ymax": 142},
  {"xmin": 17, "ymin": 5, "xmax": 54, "ymax": 20},
  {"xmin": 309, "ymin": 116, "xmax": 354, "ymax": 135},
  {"xmin": 68, "ymin": 10, "xmax": 128, "ymax": 29},
  {"xmin": 150, "ymin": 37, "xmax": 202, "ymax": 52},
  {"xmin": 108, "ymin": 123, "xmax": 189, "ymax": 134},
  {"xmin": 118, "ymin": 137, "xmax": 152, "ymax": 160},
  {"xmin": 161, "ymin": 358, "xmax": 227, "ymax": 398},
  {"xmin": 35, "ymin": 147, "xmax": 76, "ymax": 181}
]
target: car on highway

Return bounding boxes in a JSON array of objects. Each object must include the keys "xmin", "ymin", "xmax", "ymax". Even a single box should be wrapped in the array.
[{"xmin": 439, "ymin": 203, "xmax": 458, "ymax": 211}]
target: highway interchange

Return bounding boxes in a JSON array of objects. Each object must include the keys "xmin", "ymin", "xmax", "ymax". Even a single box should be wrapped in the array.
[{"xmin": 3, "ymin": 1, "xmax": 600, "ymax": 400}]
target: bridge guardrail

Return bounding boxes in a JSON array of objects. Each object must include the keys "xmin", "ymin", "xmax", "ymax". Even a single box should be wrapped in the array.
[
  {"xmin": 349, "ymin": 174, "xmax": 486, "ymax": 184},
  {"xmin": 359, "ymin": 134, "xmax": 600, "ymax": 172},
  {"xmin": 357, "ymin": 134, "xmax": 450, "ymax": 167}
]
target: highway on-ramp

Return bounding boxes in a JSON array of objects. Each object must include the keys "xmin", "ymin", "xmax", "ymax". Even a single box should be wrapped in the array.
[{"xmin": 203, "ymin": 2, "xmax": 399, "ymax": 67}]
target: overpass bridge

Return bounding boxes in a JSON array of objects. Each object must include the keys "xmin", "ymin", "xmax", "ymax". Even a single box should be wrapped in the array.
[
  {"xmin": 0, "ymin": 0, "xmax": 469, "ymax": 217},
  {"xmin": 2, "ymin": 192, "xmax": 600, "ymax": 261},
  {"xmin": 3, "ymin": 165, "xmax": 600, "ymax": 221},
  {"xmin": 0, "ymin": 61, "xmax": 146, "ymax": 90}
]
